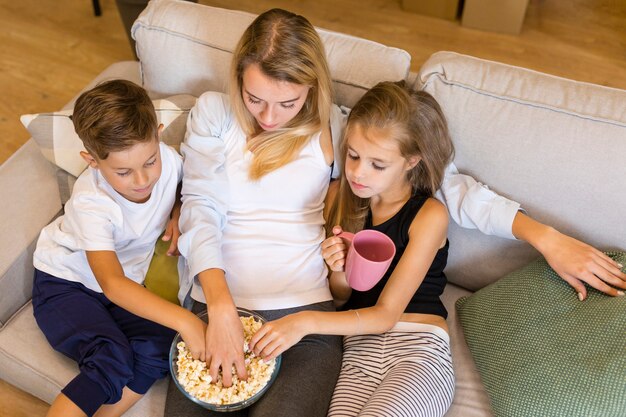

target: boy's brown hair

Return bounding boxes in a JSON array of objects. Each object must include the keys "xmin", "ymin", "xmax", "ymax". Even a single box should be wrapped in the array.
[{"xmin": 71, "ymin": 79, "xmax": 157, "ymax": 160}]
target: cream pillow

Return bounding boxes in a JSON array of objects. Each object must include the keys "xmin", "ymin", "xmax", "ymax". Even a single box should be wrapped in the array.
[
  {"xmin": 132, "ymin": 0, "xmax": 411, "ymax": 108},
  {"xmin": 21, "ymin": 94, "xmax": 197, "ymax": 177}
]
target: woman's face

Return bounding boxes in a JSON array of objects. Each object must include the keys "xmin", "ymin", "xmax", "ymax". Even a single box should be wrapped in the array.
[{"xmin": 241, "ymin": 63, "xmax": 310, "ymax": 131}]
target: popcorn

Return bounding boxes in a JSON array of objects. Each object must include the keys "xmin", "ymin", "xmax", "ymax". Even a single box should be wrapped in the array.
[{"xmin": 175, "ymin": 315, "xmax": 276, "ymax": 405}]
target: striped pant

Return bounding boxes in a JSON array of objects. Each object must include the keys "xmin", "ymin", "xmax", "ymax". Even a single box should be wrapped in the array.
[{"xmin": 328, "ymin": 322, "xmax": 454, "ymax": 417}]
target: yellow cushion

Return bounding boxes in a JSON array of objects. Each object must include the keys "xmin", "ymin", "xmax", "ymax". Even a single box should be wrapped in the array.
[{"xmin": 144, "ymin": 237, "xmax": 180, "ymax": 305}]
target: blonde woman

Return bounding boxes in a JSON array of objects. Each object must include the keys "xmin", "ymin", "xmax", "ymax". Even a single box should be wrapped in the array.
[{"xmin": 167, "ymin": 9, "xmax": 345, "ymax": 417}]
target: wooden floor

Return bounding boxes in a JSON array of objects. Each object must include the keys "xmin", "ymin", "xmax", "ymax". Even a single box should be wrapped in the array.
[{"xmin": 0, "ymin": 0, "xmax": 624, "ymax": 414}]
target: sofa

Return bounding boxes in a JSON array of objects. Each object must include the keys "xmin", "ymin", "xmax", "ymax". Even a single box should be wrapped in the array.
[{"xmin": 1, "ymin": 1, "xmax": 624, "ymax": 416}]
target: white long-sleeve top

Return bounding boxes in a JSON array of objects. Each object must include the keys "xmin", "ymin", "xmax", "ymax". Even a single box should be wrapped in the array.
[
  {"xmin": 177, "ymin": 92, "xmax": 521, "ymax": 308},
  {"xmin": 177, "ymin": 92, "xmax": 348, "ymax": 309},
  {"xmin": 436, "ymin": 163, "xmax": 521, "ymax": 240}
]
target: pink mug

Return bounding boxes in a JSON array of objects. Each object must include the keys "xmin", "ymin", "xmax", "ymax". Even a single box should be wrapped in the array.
[{"xmin": 337, "ymin": 230, "xmax": 396, "ymax": 291}]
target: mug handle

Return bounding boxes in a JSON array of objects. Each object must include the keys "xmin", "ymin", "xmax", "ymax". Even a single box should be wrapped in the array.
[{"xmin": 336, "ymin": 231, "xmax": 354, "ymax": 243}]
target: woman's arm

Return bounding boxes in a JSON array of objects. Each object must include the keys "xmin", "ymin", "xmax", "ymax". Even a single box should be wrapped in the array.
[
  {"xmin": 435, "ymin": 162, "xmax": 520, "ymax": 238},
  {"xmin": 197, "ymin": 269, "xmax": 247, "ymax": 387},
  {"xmin": 438, "ymin": 163, "xmax": 626, "ymax": 298},
  {"xmin": 86, "ymin": 251, "xmax": 206, "ymax": 359},
  {"xmin": 177, "ymin": 93, "xmax": 247, "ymax": 387},
  {"xmin": 250, "ymin": 198, "xmax": 449, "ymax": 360}
]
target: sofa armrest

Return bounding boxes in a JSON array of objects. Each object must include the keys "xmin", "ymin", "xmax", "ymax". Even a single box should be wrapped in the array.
[{"xmin": 0, "ymin": 139, "xmax": 61, "ymax": 326}]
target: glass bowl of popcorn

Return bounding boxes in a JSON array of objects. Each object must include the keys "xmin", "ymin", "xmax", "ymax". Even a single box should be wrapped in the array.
[{"xmin": 169, "ymin": 308, "xmax": 281, "ymax": 412}]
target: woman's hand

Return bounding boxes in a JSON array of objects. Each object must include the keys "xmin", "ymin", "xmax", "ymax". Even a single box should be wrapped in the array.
[
  {"xmin": 163, "ymin": 205, "xmax": 181, "ymax": 256},
  {"xmin": 513, "ymin": 212, "xmax": 626, "ymax": 300},
  {"xmin": 321, "ymin": 226, "xmax": 348, "ymax": 272},
  {"xmin": 537, "ymin": 228, "xmax": 626, "ymax": 300},
  {"xmin": 249, "ymin": 313, "xmax": 309, "ymax": 361},
  {"xmin": 204, "ymin": 305, "xmax": 248, "ymax": 387}
]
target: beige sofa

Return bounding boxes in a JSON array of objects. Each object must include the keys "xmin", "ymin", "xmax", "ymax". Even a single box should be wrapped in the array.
[{"xmin": 1, "ymin": 1, "xmax": 624, "ymax": 416}]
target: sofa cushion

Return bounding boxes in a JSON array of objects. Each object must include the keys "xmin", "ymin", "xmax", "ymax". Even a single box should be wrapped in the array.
[
  {"xmin": 132, "ymin": 0, "xmax": 411, "ymax": 108},
  {"xmin": 144, "ymin": 237, "xmax": 180, "ymax": 305},
  {"xmin": 441, "ymin": 284, "xmax": 493, "ymax": 417},
  {"xmin": 0, "ymin": 140, "xmax": 61, "ymax": 327},
  {"xmin": 20, "ymin": 94, "xmax": 197, "ymax": 178},
  {"xmin": 455, "ymin": 253, "xmax": 626, "ymax": 417},
  {"xmin": 0, "ymin": 302, "xmax": 168, "ymax": 416},
  {"xmin": 417, "ymin": 51, "xmax": 626, "ymax": 291}
]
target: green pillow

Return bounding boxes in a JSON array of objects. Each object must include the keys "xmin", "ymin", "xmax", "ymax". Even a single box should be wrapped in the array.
[
  {"xmin": 144, "ymin": 236, "xmax": 180, "ymax": 305},
  {"xmin": 456, "ymin": 252, "xmax": 626, "ymax": 417}
]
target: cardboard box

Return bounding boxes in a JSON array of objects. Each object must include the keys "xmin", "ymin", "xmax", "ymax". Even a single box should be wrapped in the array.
[
  {"xmin": 461, "ymin": 0, "xmax": 530, "ymax": 34},
  {"xmin": 401, "ymin": 0, "xmax": 461, "ymax": 21}
]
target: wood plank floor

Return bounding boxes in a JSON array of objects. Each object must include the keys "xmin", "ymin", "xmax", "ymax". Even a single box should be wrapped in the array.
[{"xmin": 0, "ymin": 0, "xmax": 624, "ymax": 415}]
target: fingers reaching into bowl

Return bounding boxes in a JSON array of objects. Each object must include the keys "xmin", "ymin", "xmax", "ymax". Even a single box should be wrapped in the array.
[
  {"xmin": 249, "ymin": 313, "xmax": 308, "ymax": 361},
  {"xmin": 204, "ymin": 305, "xmax": 248, "ymax": 387},
  {"xmin": 179, "ymin": 313, "xmax": 208, "ymax": 361}
]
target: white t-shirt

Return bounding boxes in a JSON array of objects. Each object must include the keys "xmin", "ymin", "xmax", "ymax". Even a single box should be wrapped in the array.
[
  {"xmin": 178, "ymin": 92, "xmax": 348, "ymax": 310},
  {"xmin": 33, "ymin": 142, "xmax": 182, "ymax": 293}
]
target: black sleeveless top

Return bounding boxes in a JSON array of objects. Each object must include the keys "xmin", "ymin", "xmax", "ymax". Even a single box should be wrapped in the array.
[{"xmin": 342, "ymin": 194, "xmax": 449, "ymax": 318}]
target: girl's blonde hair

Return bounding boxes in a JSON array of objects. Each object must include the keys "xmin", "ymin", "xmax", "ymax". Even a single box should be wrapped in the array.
[
  {"xmin": 230, "ymin": 8, "xmax": 333, "ymax": 180},
  {"xmin": 326, "ymin": 81, "xmax": 454, "ymax": 234}
]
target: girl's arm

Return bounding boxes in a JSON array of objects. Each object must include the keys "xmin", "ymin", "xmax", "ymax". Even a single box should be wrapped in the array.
[
  {"xmin": 250, "ymin": 198, "xmax": 449, "ymax": 360},
  {"xmin": 86, "ymin": 251, "xmax": 206, "ymax": 359},
  {"xmin": 322, "ymin": 181, "xmax": 352, "ymax": 305}
]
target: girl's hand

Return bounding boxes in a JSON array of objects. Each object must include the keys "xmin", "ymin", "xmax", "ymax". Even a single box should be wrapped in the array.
[
  {"xmin": 178, "ymin": 314, "xmax": 207, "ymax": 361},
  {"xmin": 249, "ymin": 313, "xmax": 308, "ymax": 361},
  {"xmin": 539, "ymin": 228, "xmax": 626, "ymax": 300},
  {"xmin": 321, "ymin": 226, "xmax": 348, "ymax": 272},
  {"xmin": 162, "ymin": 206, "xmax": 181, "ymax": 256},
  {"xmin": 204, "ymin": 306, "xmax": 248, "ymax": 387}
]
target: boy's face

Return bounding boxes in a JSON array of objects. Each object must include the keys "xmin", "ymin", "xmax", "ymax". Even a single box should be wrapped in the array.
[{"xmin": 81, "ymin": 138, "xmax": 162, "ymax": 204}]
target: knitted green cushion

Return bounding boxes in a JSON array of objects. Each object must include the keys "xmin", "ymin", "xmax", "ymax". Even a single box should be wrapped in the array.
[
  {"xmin": 456, "ymin": 252, "xmax": 626, "ymax": 417},
  {"xmin": 144, "ymin": 237, "xmax": 180, "ymax": 305}
]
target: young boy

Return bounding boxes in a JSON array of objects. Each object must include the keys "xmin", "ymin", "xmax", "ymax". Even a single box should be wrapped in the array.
[{"xmin": 32, "ymin": 80, "xmax": 205, "ymax": 417}]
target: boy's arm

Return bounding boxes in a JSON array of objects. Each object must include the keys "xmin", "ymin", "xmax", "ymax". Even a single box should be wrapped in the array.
[
  {"xmin": 162, "ymin": 183, "xmax": 182, "ymax": 256},
  {"xmin": 86, "ymin": 250, "xmax": 207, "ymax": 360}
]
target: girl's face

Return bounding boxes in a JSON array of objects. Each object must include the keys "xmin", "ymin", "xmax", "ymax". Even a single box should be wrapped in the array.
[
  {"xmin": 242, "ymin": 63, "xmax": 310, "ymax": 131},
  {"xmin": 344, "ymin": 123, "xmax": 418, "ymax": 200},
  {"xmin": 81, "ymin": 138, "xmax": 162, "ymax": 204}
]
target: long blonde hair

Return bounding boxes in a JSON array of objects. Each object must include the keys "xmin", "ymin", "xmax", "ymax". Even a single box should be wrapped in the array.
[
  {"xmin": 230, "ymin": 8, "xmax": 333, "ymax": 180},
  {"xmin": 326, "ymin": 81, "xmax": 454, "ymax": 234}
]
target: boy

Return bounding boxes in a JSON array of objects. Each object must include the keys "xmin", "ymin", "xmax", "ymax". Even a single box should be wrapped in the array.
[{"xmin": 32, "ymin": 80, "xmax": 205, "ymax": 417}]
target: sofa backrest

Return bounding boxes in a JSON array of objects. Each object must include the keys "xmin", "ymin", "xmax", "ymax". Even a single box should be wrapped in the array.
[
  {"xmin": 418, "ymin": 51, "xmax": 626, "ymax": 290},
  {"xmin": 132, "ymin": 0, "xmax": 411, "ymax": 108}
]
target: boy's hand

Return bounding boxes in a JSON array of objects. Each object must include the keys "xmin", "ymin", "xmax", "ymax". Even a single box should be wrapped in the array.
[
  {"xmin": 179, "ymin": 314, "xmax": 207, "ymax": 361},
  {"xmin": 321, "ymin": 225, "xmax": 348, "ymax": 272},
  {"xmin": 249, "ymin": 313, "xmax": 307, "ymax": 362},
  {"xmin": 163, "ymin": 206, "xmax": 181, "ymax": 256}
]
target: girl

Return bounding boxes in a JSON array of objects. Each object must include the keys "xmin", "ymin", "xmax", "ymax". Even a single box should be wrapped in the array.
[{"xmin": 249, "ymin": 81, "xmax": 455, "ymax": 417}]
